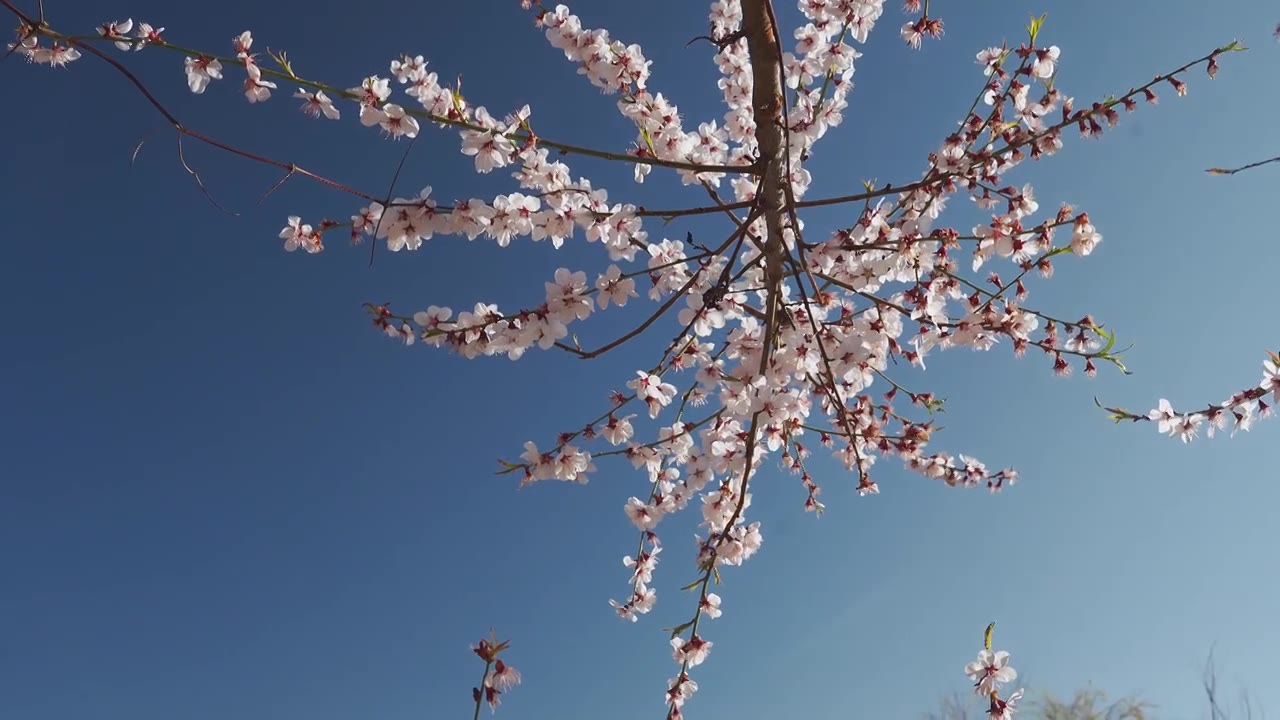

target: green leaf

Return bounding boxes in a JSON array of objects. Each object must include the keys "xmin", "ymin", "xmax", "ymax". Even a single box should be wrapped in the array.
[
  {"xmin": 1094, "ymin": 396, "xmax": 1131, "ymax": 422},
  {"xmin": 1027, "ymin": 13, "xmax": 1047, "ymax": 45},
  {"xmin": 267, "ymin": 48, "xmax": 297, "ymax": 79},
  {"xmin": 1091, "ymin": 325, "xmax": 1116, "ymax": 356},
  {"xmin": 1107, "ymin": 356, "xmax": 1131, "ymax": 375},
  {"xmin": 984, "ymin": 622, "xmax": 996, "ymax": 650},
  {"xmin": 451, "ymin": 76, "xmax": 467, "ymax": 117},
  {"xmin": 640, "ymin": 127, "xmax": 657, "ymax": 157},
  {"xmin": 668, "ymin": 621, "xmax": 694, "ymax": 639}
]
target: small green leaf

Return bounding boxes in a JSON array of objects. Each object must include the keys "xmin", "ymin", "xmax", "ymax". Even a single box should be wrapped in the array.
[
  {"xmin": 1094, "ymin": 396, "xmax": 1134, "ymax": 422},
  {"xmin": 1107, "ymin": 356, "xmax": 1131, "ymax": 375},
  {"xmin": 451, "ymin": 76, "xmax": 467, "ymax": 116},
  {"xmin": 668, "ymin": 621, "xmax": 694, "ymax": 639},
  {"xmin": 1091, "ymin": 325, "xmax": 1116, "ymax": 356},
  {"xmin": 640, "ymin": 127, "xmax": 657, "ymax": 157},
  {"xmin": 1027, "ymin": 13, "xmax": 1047, "ymax": 45},
  {"xmin": 267, "ymin": 48, "xmax": 297, "ymax": 79},
  {"xmin": 984, "ymin": 622, "xmax": 996, "ymax": 650}
]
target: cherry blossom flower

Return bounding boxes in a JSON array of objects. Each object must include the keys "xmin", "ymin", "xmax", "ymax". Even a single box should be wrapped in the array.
[
  {"xmin": 1231, "ymin": 402, "xmax": 1255, "ymax": 436},
  {"xmin": 461, "ymin": 107, "xmax": 518, "ymax": 173},
  {"xmin": 609, "ymin": 582, "xmax": 656, "ymax": 621},
  {"xmin": 391, "ymin": 53, "xmax": 427, "ymax": 83},
  {"xmin": 1029, "ymin": 45, "xmax": 1060, "ymax": 78},
  {"xmin": 295, "ymin": 90, "xmax": 340, "ymax": 120},
  {"xmin": 628, "ymin": 371, "xmax": 679, "ymax": 418},
  {"xmin": 988, "ymin": 688, "xmax": 1024, "ymax": 720},
  {"xmin": 670, "ymin": 634, "xmax": 712, "ymax": 668},
  {"xmin": 97, "ymin": 18, "xmax": 134, "ymax": 51},
  {"xmin": 546, "ymin": 268, "xmax": 592, "ymax": 321},
  {"xmin": 349, "ymin": 75, "xmax": 392, "ymax": 106},
  {"xmin": 625, "ymin": 497, "xmax": 662, "ymax": 530},
  {"xmin": 965, "ymin": 649, "xmax": 1017, "ymax": 695},
  {"xmin": 976, "ymin": 46, "xmax": 1004, "ymax": 75},
  {"xmin": 278, "ymin": 216, "xmax": 321, "ymax": 254},
  {"xmin": 520, "ymin": 441, "xmax": 556, "ymax": 482},
  {"xmin": 900, "ymin": 21, "xmax": 923, "ymax": 49},
  {"xmin": 133, "ymin": 22, "xmax": 163, "ymax": 49},
  {"xmin": 698, "ymin": 592, "xmax": 722, "ymax": 619},
  {"xmin": 243, "ymin": 63, "xmax": 277, "ymax": 103},
  {"xmin": 595, "ymin": 265, "xmax": 638, "ymax": 309},
  {"xmin": 1262, "ymin": 357, "xmax": 1280, "ymax": 401},
  {"xmin": 1070, "ymin": 214, "xmax": 1102, "ymax": 255},
  {"xmin": 1175, "ymin": 413, "xmax": 1204, "ymax": 443},
  {"xmin": 32, "ymin": 42, "xmax": 82, "ymax": 67},
  {"xmin": 376, "ymin": 103, "xmax": 420, "ymax": 138},
  {"xmin": 486, "ymin": 659, "xmax": 521, "ymax": 692},
  {"xmin": 412, "ymin": 305, "xmax": 453, "ymax": 332},
  {"xmin": 666, "ymin": 673, "xmax": 698, "ymax": 709},
  {"xmin": 1148, "ymin": 398, "xmax": 1177, "ymax": 435},
  {"xmin": 232, "ymin": 31, "xmax": 253, "ymax": 60},
  {"xmin": 184, "ymin": 56, "xmax": 223, "ymax": 94}
]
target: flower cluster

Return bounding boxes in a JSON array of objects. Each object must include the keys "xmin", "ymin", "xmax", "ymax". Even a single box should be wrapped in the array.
[
  {"xmin": 470, "ymin": 630, "xmax": 521, "ymax": 714},
  {"xmin": 1112, "ymin": 352, "xmax": 1279, "ymax": 442},
  {"xmin": 963, "ymin": 630, "xmax": 1024, "ymax": 720}
]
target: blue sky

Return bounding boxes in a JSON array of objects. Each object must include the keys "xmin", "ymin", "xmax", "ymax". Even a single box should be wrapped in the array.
[{"xmin": 3, "ymin": 1, "xmax": 1278, "ymax": 719}]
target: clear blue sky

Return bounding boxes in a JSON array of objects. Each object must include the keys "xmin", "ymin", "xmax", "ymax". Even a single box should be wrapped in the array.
[{"xmin": 3, "ymin": 1, "xmax": 1278, "ymax": 719}]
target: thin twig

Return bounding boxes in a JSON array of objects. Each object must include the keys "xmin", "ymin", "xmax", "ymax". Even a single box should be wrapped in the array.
[
  {"xmin": 1207, "ymin": 155, "xmax": 1280, "ymax": 176},
  {"xmin": 369, "ymin": 134, "xmax": 420, "ymax": 267},
  {"xmin": 37, "ymin": 28, "xmax": 382, "ymax": 203},
  {"xmin": 176, "ymin": 133, "xmax": 235, "ymax": 214}
]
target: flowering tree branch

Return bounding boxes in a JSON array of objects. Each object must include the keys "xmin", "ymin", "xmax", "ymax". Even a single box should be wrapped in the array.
[{"xmin": 7, "ymin": 0, "xmax": 1274, "ymax": 717}]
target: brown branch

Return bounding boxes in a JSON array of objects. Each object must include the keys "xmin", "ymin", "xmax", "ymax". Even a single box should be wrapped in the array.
[
  {"xmin": 556, "ymin": 207, "xmax": 761, "ymax": 359},
  {"xmin": 175, "ymin": 133, "xmax": 234, "ymax": 214},
  {"xmin": 1207, "ymin": 155, "xmax": 1280, "ymax": 176},
  {"xmin": 742, "ymin": 0, "xmax": 789, "ymax": 378},
  {"xmin": 36, "ymin": 27, "xmax": 383, "ymax": 203},
  {"xmin": 639, "ymin": 43, "xmax": 1236, "ymax": 221},
  {"xmin": 636, "ymin": 177, "xmax": 936, "ymax": 219},
  {"xmin": 368, "ymin": 134, "xmax": 420, "ymax": 267}
]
